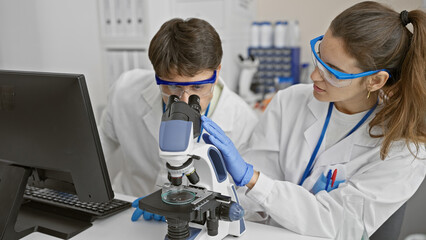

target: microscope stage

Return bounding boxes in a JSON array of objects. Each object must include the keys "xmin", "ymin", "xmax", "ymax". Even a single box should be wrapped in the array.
[{"xmin": 139, "ymin": 186, "xmax": 231, "ymax": 222}]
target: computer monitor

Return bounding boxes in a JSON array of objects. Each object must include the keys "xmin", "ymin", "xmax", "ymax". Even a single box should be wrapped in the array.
[{"xmin": 0, "ymin": 70, "xmax": 114, "ymax": 239}]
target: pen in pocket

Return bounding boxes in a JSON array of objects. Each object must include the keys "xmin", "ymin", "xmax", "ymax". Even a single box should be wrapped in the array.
[
  {"xmin": 331, "ymin": 169, "xmax": 337, "ymax": 187},
  {"xmin": 325, "ymin": 169, "xmax": 332, "ymax": 191}
]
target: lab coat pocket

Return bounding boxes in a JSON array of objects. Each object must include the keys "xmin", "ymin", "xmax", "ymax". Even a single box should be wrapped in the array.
[{"xmin": 312, "ymin": 171, "xmax": 345, "ymax": 195}]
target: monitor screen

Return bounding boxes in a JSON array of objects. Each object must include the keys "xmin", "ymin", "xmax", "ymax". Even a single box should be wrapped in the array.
[{"xmin": 0, "ymin": 70, "xmax": 114, "ymax": 239}]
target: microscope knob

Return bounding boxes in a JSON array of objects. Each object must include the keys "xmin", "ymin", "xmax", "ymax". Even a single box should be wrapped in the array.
[{"xmin": 220, "ymin": 202, "xmax": 245, "ymax": 221}]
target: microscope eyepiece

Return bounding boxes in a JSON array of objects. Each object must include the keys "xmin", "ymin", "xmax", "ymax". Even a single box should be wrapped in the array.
[
  {"xmin": 188, "ymin": 95, "xmax": 201, "ymax": 113},
  {"xmin": 166, "ymin": 95, "xmax": 180, "ymax": 111}
]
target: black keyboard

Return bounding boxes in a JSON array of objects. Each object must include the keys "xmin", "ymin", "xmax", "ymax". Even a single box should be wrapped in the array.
[{"xmin": 24, "ymin": 185, "xmax": 132, "ymax": 221}]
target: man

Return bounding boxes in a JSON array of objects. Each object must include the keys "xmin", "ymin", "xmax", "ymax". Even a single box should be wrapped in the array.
[{"xmin": 99, "ymin": 18, "xmax": 258, "ymax": 197}]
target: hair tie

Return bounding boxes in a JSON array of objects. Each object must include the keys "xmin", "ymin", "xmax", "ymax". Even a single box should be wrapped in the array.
[{"xmin": 400, "ymin": 10, "xmax": 410, "ymax": 26}]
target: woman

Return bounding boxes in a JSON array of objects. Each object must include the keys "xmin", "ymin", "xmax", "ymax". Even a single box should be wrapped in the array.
[{"xmin": 202, "ymin": 1, "xmax": 426, "ymax": 238}]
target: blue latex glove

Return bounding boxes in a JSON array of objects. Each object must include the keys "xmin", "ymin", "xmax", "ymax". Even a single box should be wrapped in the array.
[
  {"xmin": 201, "ymin": 115, "xmax": 254, "ymax": 186},
  {"xmin": 131, "ymin": 197, "xmax": 165, "ymax": 222}
]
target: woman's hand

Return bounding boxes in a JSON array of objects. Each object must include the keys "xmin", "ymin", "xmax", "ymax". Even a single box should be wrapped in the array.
[{"xmin": 201, "ymin": 115, "xmax": 254, "ymax": 186}]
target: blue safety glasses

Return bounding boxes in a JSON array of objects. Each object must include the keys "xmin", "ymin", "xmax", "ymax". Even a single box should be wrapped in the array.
[
  {"xmin": 311, "ymin": 35, "xmax": 390, "ymax": 88},
  {"xmin": 155, "ymin": 70, "xmax": 217, "ymax": 86},
  {"xmin": 156, "ymin": 70, "xmax": 217, "ymax": 99}
]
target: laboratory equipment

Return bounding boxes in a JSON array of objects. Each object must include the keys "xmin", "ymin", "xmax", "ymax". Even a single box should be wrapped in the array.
[
  {"xmin": 247, "ymin": 46, "xmax": 300, "ymax": 94},
  {"xmin": 260, "ymin": 21, "xmax": 273, "ymax": 48},
  {"xmin": 273, "ymin": 21, "xmax": 288, "ymax": 48},
  {"xmin": 299, "ymin": 63, "xmax": 312, "ymax": 84},
  {"xmin": 244, "ymin": 19, "xmax": 301, "ymax": 102},
  {"xmin": 0, "ymin": 70, "xmax": 131, "ymax": 240},
  {"xmin": 286, "ymin": 20, "xmax": 300, "ymax": 47},
  {"xmin": 139, "ymin": 95, "xmax": 246, "ymax": 240},
  {"xmin": 237, "ymin": 54, "xmax": 260, "ymax": 104},
  {"xmin": 250, "ymin": 22, "xmax": 261, "ymax": 48}
]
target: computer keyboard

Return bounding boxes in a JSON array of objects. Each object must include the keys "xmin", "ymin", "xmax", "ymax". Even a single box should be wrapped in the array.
[{"xmin": 24, "ymin": 185, "xmax": 132, "ymax": 221}]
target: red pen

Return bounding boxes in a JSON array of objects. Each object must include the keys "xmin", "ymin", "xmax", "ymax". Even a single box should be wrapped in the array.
[{"xmin": 331, "ymin": 169, "xmax": 338, "ymax": 188}]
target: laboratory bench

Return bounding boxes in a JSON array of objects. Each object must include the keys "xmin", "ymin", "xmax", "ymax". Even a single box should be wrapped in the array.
[{"xmin": 21, "ymin": 194, "xmax": 328, "ymax": 240}]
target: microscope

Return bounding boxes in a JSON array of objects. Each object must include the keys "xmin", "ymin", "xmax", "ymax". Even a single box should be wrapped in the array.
[
  {"xmin": 237, "ymin": 54, "xmax": 260, "ymax": 104},
  {"xmin": 139, "ymin": 95, "xmax": 246, "ymax": 240}
]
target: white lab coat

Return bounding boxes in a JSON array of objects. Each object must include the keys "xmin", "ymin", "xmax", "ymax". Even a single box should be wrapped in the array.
[
  {"xmin": 239, "ymin": 84, "xmax": 426, "ymax": 238},
  {"xmin": 99, "ymin": 69, "xmax": 258, "ymax": 197}
]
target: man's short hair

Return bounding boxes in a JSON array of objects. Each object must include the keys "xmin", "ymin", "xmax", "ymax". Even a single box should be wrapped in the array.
[{"xmin": 148, "ymin": 18, "xmax": 223, "ymax": 79}]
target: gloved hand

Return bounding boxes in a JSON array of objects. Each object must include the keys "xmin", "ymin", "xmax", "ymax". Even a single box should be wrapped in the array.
[
  {"xmin": 131, "ymin": 197, "xmax": 165, "ymax": 222},
  {"xmin": 201, "ymin": 115, "xmax": 254, "ymax": 186}
]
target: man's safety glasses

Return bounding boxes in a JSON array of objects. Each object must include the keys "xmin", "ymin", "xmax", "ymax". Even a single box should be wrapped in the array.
[
  {"xmin": 156, "ymin": 70, "xmax": 217, "ymax": 99},
  {"xmin": 310, "ymin": 35, "xmax": 390, "ymax": 88}
]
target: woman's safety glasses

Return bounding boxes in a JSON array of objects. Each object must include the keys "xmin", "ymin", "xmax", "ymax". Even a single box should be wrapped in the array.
[
  {"xmin": 310, "ymin": 35, "xmax": 390, "ymax": 88},
  {"xmin": 156, "ymin": 70, "xmax": 217, "ymax": 99}
]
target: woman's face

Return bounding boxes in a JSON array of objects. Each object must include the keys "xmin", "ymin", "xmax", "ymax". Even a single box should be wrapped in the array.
[{"xmin": 310, "ymin": 30, "xmax": 371, "ymax": 112}]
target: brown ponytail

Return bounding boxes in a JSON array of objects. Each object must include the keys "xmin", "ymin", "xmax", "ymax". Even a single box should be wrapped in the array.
[{"xmin": 330, "ymin": 1, "xmax": 426, "ymax": 159}]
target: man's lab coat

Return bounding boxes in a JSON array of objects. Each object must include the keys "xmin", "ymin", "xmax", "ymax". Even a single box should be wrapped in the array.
[{"xmin": 99, "ymin": 69, "xmax": 258, "ymax": 197}]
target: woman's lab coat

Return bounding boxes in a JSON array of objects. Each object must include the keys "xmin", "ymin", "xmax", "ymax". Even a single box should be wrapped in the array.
[
  {"xmin": 99, "ymin": 69, "xmax": 258, "ymax": 197},
  {"xmin": 240, "ymin": 84, "xmax": 426, "ymax": 238}
]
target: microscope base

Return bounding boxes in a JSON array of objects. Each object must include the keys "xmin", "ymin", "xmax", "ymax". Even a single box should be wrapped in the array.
[{"xmin": 139, "ymin": 186, "xmax": 242, "ymax": 240}]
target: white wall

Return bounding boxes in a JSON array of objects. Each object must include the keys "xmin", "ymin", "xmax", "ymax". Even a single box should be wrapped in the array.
[
  {"xmin": 0, "ymin": 1, "xmax": 42, "ymax": 69},
  {"xmin": 0, "ymin": 0, "xmax": 105, "ymax": 121}
]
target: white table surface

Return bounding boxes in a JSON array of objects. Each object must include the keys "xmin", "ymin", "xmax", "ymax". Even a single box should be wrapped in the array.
[{"xmin": 22, "ymin": 194, "xmax": 328, "ymax": 240}]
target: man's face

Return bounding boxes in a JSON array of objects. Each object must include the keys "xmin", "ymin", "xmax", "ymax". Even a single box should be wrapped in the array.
[{"xmin": 158, "ymin": 69, "xmax": 218, "ymax": 113}]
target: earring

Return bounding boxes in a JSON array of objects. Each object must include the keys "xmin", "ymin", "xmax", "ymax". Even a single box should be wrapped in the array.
[{"xmin": 367, "ymin": 90, "xmax": 371, "ymax": 99}]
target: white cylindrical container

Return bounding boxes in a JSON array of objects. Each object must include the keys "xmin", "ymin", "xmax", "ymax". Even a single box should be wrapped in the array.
[
  {"xmin": 250, "ymin": 22, "xmax": 261, "ymax": 48},
  {"xmin": 286, "ymin": 20, "xmax": 300, "ymax": 47},
  {"xmin": 260, "ymin": 21, "xmax": 273, "ymax": 48},
  {"xmin": 273, "ymin": 21, "xmax": 288, "ymax": 48}
]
